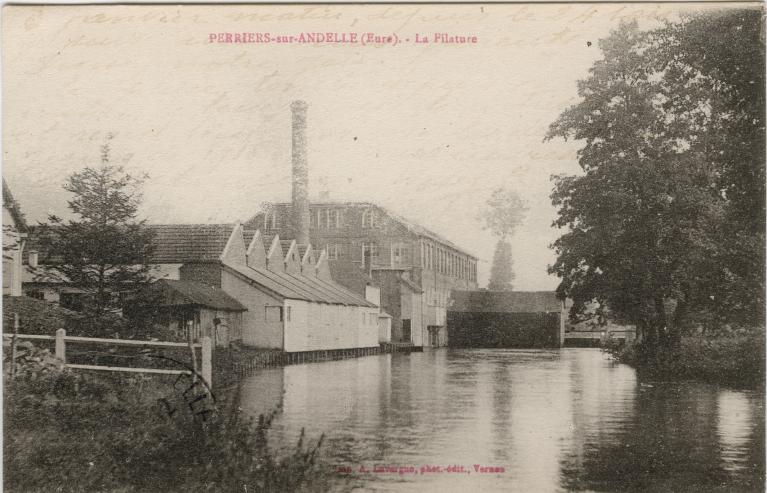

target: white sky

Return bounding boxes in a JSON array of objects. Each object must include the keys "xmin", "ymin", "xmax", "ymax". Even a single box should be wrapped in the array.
[{"xmin": 2, "ymin": 3, "xmax": 745, "ymax": 289}]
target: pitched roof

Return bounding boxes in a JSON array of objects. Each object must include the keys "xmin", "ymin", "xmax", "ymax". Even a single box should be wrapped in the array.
[
  {"xmin": 449, "ymin": 291, "xmax": 563, "ymax": 314},
  {"xmin": 377, "ymin": 206, "xmax": 474, "ymax": 258},
  {"xmin": 155, "ymin": 279, "xmax": 247, "ymax": 311},
  {"xmin": 245, "ymin": 201, "xmax": 476, "ymax": 259},
  {"xmin": 148, "ymin": 224, "xmax": 233, "ymax": 263},
  {"xmin": 223, "ymin": 262, "xmax": 376, "ymax": 308}
]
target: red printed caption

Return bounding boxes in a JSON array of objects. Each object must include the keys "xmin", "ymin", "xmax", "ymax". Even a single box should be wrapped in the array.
[
  {"xmin": 335, "ymin": 464, "xmax": 505, "ymax": 475},
  {"xmin": 208, "ymin": 32, "xmax": 478, "ymax": 45}
]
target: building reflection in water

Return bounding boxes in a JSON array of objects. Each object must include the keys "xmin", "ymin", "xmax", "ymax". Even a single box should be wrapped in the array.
[
  {"xmin": 239, "ymin": 349, "xmax": 764, "ymax": 493},
  {"xmin": 717, "ymin": 389, "xmax": 764, "ymax": 477}
]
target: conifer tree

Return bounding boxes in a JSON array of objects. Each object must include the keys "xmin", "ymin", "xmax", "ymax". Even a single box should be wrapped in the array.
[{"xmin": 35, "ymin": 135, "xmax": 156, "ymax": 333}]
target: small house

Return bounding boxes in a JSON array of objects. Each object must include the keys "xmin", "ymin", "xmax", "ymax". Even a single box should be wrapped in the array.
[{"xmin": 143, "ymin": 279, "xmax": 247, "ymax": 347}]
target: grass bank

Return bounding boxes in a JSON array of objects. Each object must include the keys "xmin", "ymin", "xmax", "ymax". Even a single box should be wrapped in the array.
[
  {"xmin": 4, "ymin": 344, "xmax": 329, "ymax": 493},
  {"xmin": 604, "ymin": 329, "xmax": 765, "ymax": 389}
]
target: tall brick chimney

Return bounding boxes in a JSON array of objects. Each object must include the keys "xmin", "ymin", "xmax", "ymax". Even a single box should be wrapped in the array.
[{"xmin": 291, "ymin": 100, "xmax": 310, "ymax": 245}]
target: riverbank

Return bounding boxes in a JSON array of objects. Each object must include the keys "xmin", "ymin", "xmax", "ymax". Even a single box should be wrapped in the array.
[
  {"xmin": 4, "ymin": 348, "xmax": 328, "ymax": 493},
  {"xmin": 604, "ymin": 330, "xmax": 765, "ymax": 389}
]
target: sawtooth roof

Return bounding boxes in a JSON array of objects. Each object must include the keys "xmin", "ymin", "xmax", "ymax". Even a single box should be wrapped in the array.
[{"xmin": 449, "ymin": 291, "xmax": 563, "ymax": 314}]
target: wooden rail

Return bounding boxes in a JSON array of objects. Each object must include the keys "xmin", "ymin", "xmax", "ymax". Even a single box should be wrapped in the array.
[
  {"xmin": 3, "ymin": 330, "xmax": 212, "ymax": 389},
  {"xmin": 564, "ymin": 330, "xmax": 636, "ymax": 339}
]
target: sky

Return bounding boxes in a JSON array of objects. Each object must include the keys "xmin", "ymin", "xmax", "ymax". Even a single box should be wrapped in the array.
[{"xmin": 2, "ymin": 3, "xmax": 742, "ymax": 289}]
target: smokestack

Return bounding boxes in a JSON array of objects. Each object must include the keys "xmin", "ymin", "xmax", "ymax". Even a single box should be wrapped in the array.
[{"xmin": 291, "ymin": 100, "xmax": 310, "ymax": 245}]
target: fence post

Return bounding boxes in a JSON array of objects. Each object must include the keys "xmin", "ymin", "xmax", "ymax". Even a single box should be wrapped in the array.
[
  {"xmin": 10, "ymin": 313, "xmax": 19, "ymax": 377},
  {"xmin": 201, "ymin": 337, "xmax": 212, "ymax": 391},
  {"xmin": 55, "ymin": 328, "xmax": 66, "ymax": 363}
]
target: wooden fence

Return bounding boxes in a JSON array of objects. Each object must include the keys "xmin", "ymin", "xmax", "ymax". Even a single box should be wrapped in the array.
[{"xmin": 4, "ymin": 329, "xmax": 213, "ymax": 389}]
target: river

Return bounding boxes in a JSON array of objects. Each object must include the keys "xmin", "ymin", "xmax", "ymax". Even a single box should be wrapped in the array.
[{"xmin": 239, "ymin": 348, "xmax": 764, "ymax": 492}]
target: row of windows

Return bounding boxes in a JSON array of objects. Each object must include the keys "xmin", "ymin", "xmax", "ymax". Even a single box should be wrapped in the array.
[
  {"xmin": 324, "ymin": 242, "xmax": 408, "ymax": 264},
  {"xmin": 311, "ymin": 209, "xmax": 341, "ymax": 229},
  {"xmin": 420, "ymin": 241, "xmax": 476, "ymax": 281},
  {"xmin": 263, "ymin": 208, "xmax": 381, "ymax": 230}
]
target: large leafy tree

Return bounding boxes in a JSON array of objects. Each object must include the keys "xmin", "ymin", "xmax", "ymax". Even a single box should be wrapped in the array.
[
  {"xmin": 481, "ymin": 188, "xmax": 528, "ymax": 291},
  {"xmin": 36, "ymin": 136, "xmax": 156, "ymax": 325},
  {"xmin": 546, "ymin": 10, "xmax": 765, "ymax": 348}
]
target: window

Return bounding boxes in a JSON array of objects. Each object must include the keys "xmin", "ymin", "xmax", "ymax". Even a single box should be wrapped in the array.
[
  {"xmin": 265, "ymin": 305, "xmax": 283, "ymax": 323},
  {"xmin": 310, "ymin": 210, "xmax": 318, "ymax": 228},
  {"xmin": 315, "ymin": 209, "xmax": 340, "ymax": 229},
  {"xmin": 26, "ymin": 290, "xmax": 45, "ymax": 301},
  {"xmin": 362, "ymin": 242, "xmax": 378, "ymax": 260},
  {"xmin": 326, "ymin": 244, "xmax": 339, "ymax": 260},
  {"xmin": 392, "ymin": 243, "xmax": 406, "ymax": 264},
  {"xmin": 286, "ymin": 306, "xmax": 292, "ymax": 322},
  {"xmin": 362, "ymin": 209, "xmax": 377, "ymax": 228},
  {"xmin": 429, "ymin": 244, "xmax": 433, "ymax": 270},
  {"xmin": 264, "ymin": 211, "xmax": 278, "ymax": 230}
]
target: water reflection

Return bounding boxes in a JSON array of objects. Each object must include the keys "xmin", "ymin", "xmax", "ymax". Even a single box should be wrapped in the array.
[{"xmin": 239, "ymin": 349, "xmax": 764, "ymax": 492}]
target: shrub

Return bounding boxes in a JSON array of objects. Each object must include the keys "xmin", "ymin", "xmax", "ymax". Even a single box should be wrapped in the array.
[
  {"xmin": 603, "ymin": 327, "xmax": 765, "ymax": 388},
  {"xmin": 4, "ymin": 358, "xmax": 326, "ymax": 492}
]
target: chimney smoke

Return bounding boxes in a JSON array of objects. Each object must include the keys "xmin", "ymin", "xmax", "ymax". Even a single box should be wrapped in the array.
[{"xmin": 291, "ymin": 100, "xmax": 310, "ymax": 245}]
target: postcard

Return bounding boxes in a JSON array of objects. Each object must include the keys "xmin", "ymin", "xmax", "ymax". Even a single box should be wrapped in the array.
[{"xmin": 2, "ymin": 3, "xmax": 764, "ymax": 492}]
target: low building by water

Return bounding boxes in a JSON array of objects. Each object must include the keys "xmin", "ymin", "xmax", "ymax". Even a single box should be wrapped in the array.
[
  {"xmin": 447, "ymin": 290, "xmax": 567, "ymax": 348},
  {"xmin": 147, "ymin": 222, "xmax": 380, "ymax": 352}
]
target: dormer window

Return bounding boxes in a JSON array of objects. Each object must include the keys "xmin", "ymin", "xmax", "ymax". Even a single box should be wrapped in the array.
[{"xmin": 362, "ymin": 209, "xmax": 377, "ymax": 228}]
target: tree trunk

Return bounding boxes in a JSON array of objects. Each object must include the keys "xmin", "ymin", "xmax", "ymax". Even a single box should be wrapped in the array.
[
  {"xmin": 669, "ymin": 297, "xmax": 686, "ymax": 350},
  {"xmin": 654, "ymin": 295, "xmax": 668, "ymax": 347}
]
